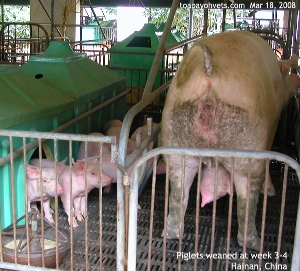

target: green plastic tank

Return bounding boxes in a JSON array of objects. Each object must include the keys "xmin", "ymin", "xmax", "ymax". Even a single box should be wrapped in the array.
[
  {"xmin": 1, "ymin": 42, "xmax": 126, "ymax": 229},
  {"xmin": 109, "ymin": 23, "xmax": 183, "ymax": 88},
  {"xmin": 20, "ymin": 41, "xmax": 126, "ymax": 135},
  {"xmin": 0, "ymin": 64, "xmax": 76, "ymax": 229},
  {"xmin": 156, "ymin": 23, "xmax": 186, "ymax": 44}
]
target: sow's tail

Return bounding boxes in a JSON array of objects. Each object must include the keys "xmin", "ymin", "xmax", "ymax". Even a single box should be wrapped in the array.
[{"xmin": 176, "ymin": 43, "xmax": 214, "ymax": 88}]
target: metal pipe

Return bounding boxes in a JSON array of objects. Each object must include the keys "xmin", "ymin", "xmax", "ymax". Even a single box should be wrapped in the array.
[
  {"xmin": 126, "ymin": 123, "xmax": 161, "ymax": 168},
  {"xmin": 222, "ymin": 4, "xmax": 227, "ymax": 32},
  {"xmin": 37, "ymin": 0, "xmax": 62, "ymax": 38},
  {"xmin": 292, "ymin": 193, "xmax": 300, "ymax": 271},
  {"xmin": 188, "ymin": 0, "xmax": 194, "ymax": 38},
  {"xmin": 142, "ymin": 0, "xmax": 179, "ymax": 100},
  {"xmin": 117, "ymin": 58, "xmax": 171, "ymax": 271},
  {"xmin": 163, "ymin": 34, "xmax": 204, "ymax": 52},
  {"xmin": 0, "ymin": 89, "xmax": 127, "ymax": 167},
  {"xmin": 203, "ymin": 0, "xmax": 208, "ymax": 35},
  {"xmin": 128, "ymin": 147, "xmax": 300, "ymax": 271},
  {"xmin": 87, "ymin": 0, "xmax": 106, "ymax": 39},
  {"xmin": 51, "ymin": 0, "xmax": 54, "ymax": 40},
  {"xmin": 1, "ymin": 0, "xmax": 4, "ymax": 29},
  {"xmin": 0, "ymin": 262, "xmax": 69, "ymax": 271},
  {"xmin": 130, "ymin": 147, "xmax": 300, "ymax": 178}
]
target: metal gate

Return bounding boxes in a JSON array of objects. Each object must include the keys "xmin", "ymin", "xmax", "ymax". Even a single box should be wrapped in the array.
[
  {"xmin": 0, "ymin": 129, "xmax": 118, "ymax": 271},
  {"xmin": 0, "ymin": 130, "xmax": 300, "ymax": 270},
  {"xmin": 127, "ymin": 147, "xmax": 300, "ymax": 271}
]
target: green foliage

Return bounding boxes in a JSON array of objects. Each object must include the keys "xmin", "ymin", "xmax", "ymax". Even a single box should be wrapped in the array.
[
  {"xmin": 103, "ymin": 7, "xmax": 117, "ymax": 16},
  {"xmin": 144, "ymin": 8, "xmax": 250, "ymax": 36},
  {"xmin": 0, "ymin": 5, "xmax": 30, "ymax": 22},
  {"xmin": 0, "ymin": 5, "xmax": 30, "ymax": 39}
]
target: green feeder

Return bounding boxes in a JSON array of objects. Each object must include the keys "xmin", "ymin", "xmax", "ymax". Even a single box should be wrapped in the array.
[
  {"xmin": 20, "ymin": 41, "xmax": 126, "ymax": 134},
  {"xmin": 110, "ymin": 23, "xmax": 184, "ymax": 88},
  {"xmin": 0, "ymin": 64, "xmax": 75, "ymax": 229}
]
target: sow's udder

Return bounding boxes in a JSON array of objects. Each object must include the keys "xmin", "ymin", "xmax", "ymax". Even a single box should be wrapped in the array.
[{"xmin": 168, "ymin": 93, "xmax": 256, "ymax": 150}]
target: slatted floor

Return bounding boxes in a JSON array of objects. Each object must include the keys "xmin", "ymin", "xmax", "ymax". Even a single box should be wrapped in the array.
[{"xmin": 55, "ymin": 160, "xmax": 299, "ymax": 271}]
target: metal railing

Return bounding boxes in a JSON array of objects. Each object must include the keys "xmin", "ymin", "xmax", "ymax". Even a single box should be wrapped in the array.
[
  {"xmin": 128, "ymin": 147, "xmax": 300, "ymax": 271},
  {"xmin": 0, "ymin": 22, "xmax": 50, "ymax": 64}
]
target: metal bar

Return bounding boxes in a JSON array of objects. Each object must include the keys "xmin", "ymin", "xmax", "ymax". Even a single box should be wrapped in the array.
[
  {"xmin": 193, "ymin": 159, "xmax": 202, "ymax": 271},
  {"xmin": 225, "ymin": 158, "xmax": 235, "ymax": 270},
  {"xmin": 258, "ymin": 159, "xmax": 269, "ymax": 270},
  {"xmin": 37, "ymin": 0, "xmax": 62, "ymax": 38},
  {"xmin": 164, "ymin": 34, "xmax": 204, "ymax": 53},
  {"xmin": 162, "ymin": 158, "xmax": 170, "ymax": 271},
  {"xmin": 0, "ymin": 262, "xmax": 68, "ymax": 271},
  {"xmin": 128, "ymin": 146, "xmax": 300, "ymax": 271},
  {"xmin": 131, "ymin": 147, "xmax": 300, "ymax": 175},
  {"xmin": 178, "ymin": 156, "xmax": 186, "ymax": 271},
  {"xmin": 0, "ymin": 22, "xmax": 50, "ymax": 43},
  {"xmin": 253, "ymin": 33, "xmax": 290, "ymax": 58},
  {"xmin": 209, "ymin": 158, "xmax": 219, "ymax": 270},
  {"xmin": 203, "ymin": 2, "xmax": 208, "ymax": 35},
  {"xmin": 222, "ymin": 5, "xmax": 226, "ymax": 32},
  {"xmin": 109, "ymin": 66, "xmax": 177, "ymax": 72},
  {"xmin": 142, "ymin": 0, "xmax": 179, "ymax": 100},
  {"xmin": 292, "ymin": 189, "xmax": 300, "ymax": 271},
  {"xmin": 146, "ymin": 156, "xmax": 157, "ymax": 271},
  {"xmin": 276, "ymin": 164, "xmax": 288, "ymax": 266},
  {"xmin": 125, "ymin": 123, "xmax": 161, "ymax": 168},
  {"xmin": 188, "ymin": 0, "xmax": 194, "ymax": 39},
  {"xmin": 87, "ymin": 0, "xmax": 106, "ymax": 39},
  {"xmin": 1, "ymin": 0, "xmax": 4, "ymax": 30},
  {"xmin": 242, "ymin": 159, "xmax": 252, "ymax": 270},
  {"xmin": 9, "ymin": 136, "xmax": 17, "ymax": 264},
  {"xmin": 0, "ymin": 89, "xmax": 126, "ymax": 167},
  {"xmin": 117, "ymin": 80, "xmax": 170, "ymax": 271}
]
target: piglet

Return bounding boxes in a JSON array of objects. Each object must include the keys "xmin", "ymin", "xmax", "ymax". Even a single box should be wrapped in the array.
[
  {"xmin": 58, "ymin": 157, "xmax": 112, "ymax": 228},
  {"xmin": 77, "ymin": 132, "xmax": 111, "ymax": 160},
  {"xmin": 131, "ymin": 121, "xmax": 159, "ymax": 147},
  {"xmin": 26, "ymin": 161, "xmax": 64, "ymax": 224},
  {"xmin": 103, "ymin": 119, "xmax": 136, "ymax": 154},
  {"xmin": 101, "ymin": 140, "xmax": 155, "ymax": 194}
]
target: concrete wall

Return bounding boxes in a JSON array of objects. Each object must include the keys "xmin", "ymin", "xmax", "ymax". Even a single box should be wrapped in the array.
[{"xmin": 30, "ymin": 0, "xmax": 80, "ymax": 43}]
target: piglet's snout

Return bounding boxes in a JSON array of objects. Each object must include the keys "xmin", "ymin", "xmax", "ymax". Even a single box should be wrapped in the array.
[
  {"xmin": 103, "ymin": 175, "xmax": 113, "ymax": 186},
  {"xmin": 56, "ymin": 186, "xmax": 63, "ymax": 195}
]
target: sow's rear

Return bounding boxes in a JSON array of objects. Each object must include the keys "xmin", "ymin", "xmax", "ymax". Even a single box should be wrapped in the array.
[{"xmin": 161, "ymin": 31, "xmax": 300, "ymax": 250}]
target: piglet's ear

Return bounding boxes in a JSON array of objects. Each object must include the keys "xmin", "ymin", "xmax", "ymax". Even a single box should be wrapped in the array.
[
  {"xmin": 26, "ymin": 165, "xmax": 40, "ymax": 179},
  {"xmin": 92, "ymin": 157, "xmax": 100, "ymax": 163},
  {"xmin": 56, "ymin": 158, "xmax": 67, "ymax": 175},
  {"xmin": 74, "ymin": 160, "xmax": 85, "ymax": 175}
]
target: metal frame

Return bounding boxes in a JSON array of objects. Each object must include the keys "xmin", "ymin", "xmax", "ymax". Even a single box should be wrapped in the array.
[
  {"xmin": 128, "ymin": 147, "xmax": 300, "ymax": 271},
  {"xmin": 0, "ymin": 22, "xmax": 50, "ymax": 64},
  {"xmin": 0, "ymin": 130, "xmax": 117, "ymax": 271}
]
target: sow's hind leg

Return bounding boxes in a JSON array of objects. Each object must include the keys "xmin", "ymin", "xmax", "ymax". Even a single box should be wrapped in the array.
[
  {"xmin": 163, "ymin": 155, "xmax": 199, "ymax": 239},
  {"xmin": 223, "ymin": 157, "xmax": 265, "ymax": 251}
]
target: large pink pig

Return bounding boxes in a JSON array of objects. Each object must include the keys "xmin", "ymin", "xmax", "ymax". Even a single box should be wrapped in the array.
[
  {"xmin": 57, "ymin": 157, "xmax": 112, "ymax": 227},
  {"xmin": 156, "ymin": 159, "xmax": 276, "ymax": 208},
  {"xmin": 161, "ymin": 31, "xmax": 300, "ymax": 251},
  {"xmin": 26, "ymin": 161, "xmax": 64, "ymax": 224}
]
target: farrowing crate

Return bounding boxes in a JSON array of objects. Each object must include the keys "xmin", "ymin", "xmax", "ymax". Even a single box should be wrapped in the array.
[
  {"xmin": 0, "ymin": 131, "xmax": 299, "ymax": 271},
  {"xmin": 128, "ymin": 148, "xmax": 300, "ymax": 271}
]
